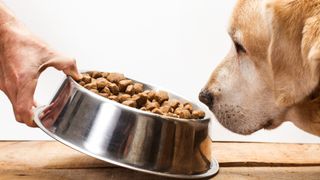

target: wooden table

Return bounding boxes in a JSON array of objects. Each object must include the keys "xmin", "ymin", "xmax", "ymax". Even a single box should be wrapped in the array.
[{"xmin": 0, "ymin": 141, "xmax": 319, "ymax": 180}]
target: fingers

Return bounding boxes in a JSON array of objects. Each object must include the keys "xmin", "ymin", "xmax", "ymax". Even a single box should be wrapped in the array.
[
  {"xmin": 39, "ymin": 56, "xmax": 82, "ymax": 80},
  {"xmin": 12, "ymin": 79, "xmax": 38, "ymax": 128},
  {"xmin": 12, "ymin": 55, "xmax": 81, "ymax": 127}
]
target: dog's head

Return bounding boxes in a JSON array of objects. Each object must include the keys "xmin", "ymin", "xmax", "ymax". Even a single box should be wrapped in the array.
[{"xmin": 200, "ymin": 0, "xmax": 320, "ymax": 135}]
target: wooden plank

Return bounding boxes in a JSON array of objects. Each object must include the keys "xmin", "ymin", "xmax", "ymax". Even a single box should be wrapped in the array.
[
  {"xmin": 212, "ymin": 142, "xmax": 320, "ymax": 166},
  {"xmin": 0, "ymin": 141, "xmax": 319, "ymax": 170},
  {"xmin": 0, "ymin": 141, "xmax": 110, "ymax": 170},
  {"xmin": 1, "ymin": 167, "xmax": 320, "ymax": 180},
  {"xmin": 216, "ymin": 167, "xmax": 320, "ymax": 180}
]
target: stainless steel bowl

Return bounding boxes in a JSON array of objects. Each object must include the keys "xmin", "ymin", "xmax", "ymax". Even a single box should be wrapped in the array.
[{"xmin": 34, "ymin": 76, "xmax": 219, "ymax": 179}]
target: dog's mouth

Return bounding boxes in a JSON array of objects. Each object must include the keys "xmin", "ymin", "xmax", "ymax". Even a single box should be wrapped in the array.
[{"xmin": 262, "ymin": 119, "xmax": 276, "ymax": 130}]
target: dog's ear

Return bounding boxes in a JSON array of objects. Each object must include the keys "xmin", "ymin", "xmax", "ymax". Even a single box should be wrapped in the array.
[{"xmin": 265, "ymin": 0, "xmax": 320, "ymax": 107}]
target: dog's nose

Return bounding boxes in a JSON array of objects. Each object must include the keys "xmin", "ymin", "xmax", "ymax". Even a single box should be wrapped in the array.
[{"xmin": 199, "ymin": 90, "xmax": 214, "ymax": 108}]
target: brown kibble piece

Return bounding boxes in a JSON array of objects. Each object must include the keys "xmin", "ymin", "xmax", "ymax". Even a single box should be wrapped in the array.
[
  {"xmin": 118, "ymin": 79, "xmax": 133, "ymax": 92},
  {"xmin": 132, "ymin": 94, "xmax": 148, "ymax": 107},
  {"xmin": 162, "ymin": 101, "xmax": 169, "ymax": 106},
  {"xmin": 192, "ymin": 110, "xmax": 205, "ymax": 119},
  {"xmin": 152, "ymin": 108, "xmax": 163, "ymax": 115},
  {"xmin": 84, "ymin": 82, "xmax": 97, "ymax": 90},
  {"xmin": 147, "ymin": 90, "xmax": 156, "ymax": 101},
  {"xmin": 125, "ymin": 85, "xmax": 134, "ymax": 95},
  {"xmin": 107, "ymin": 73, "xmax": 125, "ymax": 83},
  {"xmin": 140, "ymin": 107, "xmax": 147, "ymax": 111},
  {"xmin": 78, "ymin": 81, "xmax": 86, "ymax": 86},
  {"xmin": 146, "ymin": 100, "xmax": 160, "ymax": 111},
  {"xmin": 162, "ymin": 99, "xmax": 180, "ymax": 109},
  {"xmin": 178, "ymin": 109, "xmax": 192, "ymax": 119},
  {"xmin": 81, "ymin": 74, "xmax": 92, "ymax": 83},
  {"xmin": 107, "ymin": 83, "xmax": 120, "ymax": 95},
  {"xmin": 96, "ymin": 78, "xmax": 108, "ymax": 89},
  {"xmin": 122, "ymin": 100, "xmax": 137, "ymax": 108},
  {"xmin": 159, "ymin": 106, "xmax": 171, "ymax": 113},
  {"xmin": 101, "ymin": 86, "xmax": 111, "ymax": 95},
  {"xmin": 109, "ymin": 95, "xmax": 119, "ymax": 102},
  {"xmin": 92, "ymin": 71, "xmax": 103, "ymax": 78},
  {"xmin": 133, "ymin": 83, "xmax": 144, "ymax": 94},
  {"xmin": 174, "ymin": 107, "xmax": 183, "ymax": 115},
  {"xmin": 155, "ymin": 91, "xmax": 169, "ymax": 103},
  {"xmin": 167, "ymin": 112, "xmax": 179, "ymax": 118},
  {"xmin": 184, "ymin": 103, "xmax": 193, "ymax": 112},
  {"xmin": 102, "ymin": 72, "xmax": 109, "ymax": 78},
  {"xmin": 87, "ymin": 71, "xmax": 94, "ymax": 77},
  {"xmin": 118, "ymin": 94, "xmax": 131, "ymax": 103}
]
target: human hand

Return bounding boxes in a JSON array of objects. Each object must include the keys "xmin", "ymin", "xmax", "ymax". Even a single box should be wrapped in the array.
[{"xmin": 0, "ymin": 19, "xmax": 81, "ymax": 127}]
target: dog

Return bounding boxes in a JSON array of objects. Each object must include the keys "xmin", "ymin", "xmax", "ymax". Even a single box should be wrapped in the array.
[{"xmin": 199, "ymin": 0, "xmax": 320, "ymax": 136}]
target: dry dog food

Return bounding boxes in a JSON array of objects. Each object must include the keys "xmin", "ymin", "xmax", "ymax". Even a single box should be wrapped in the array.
[{"xmin": 76, "ymin": 71, "xmax": 205, "ymax": 120}]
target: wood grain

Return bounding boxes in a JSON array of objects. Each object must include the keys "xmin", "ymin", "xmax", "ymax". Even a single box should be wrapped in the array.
[
  {"xmin": 1, "ymin": 167, "xmax": 320, "ymax": 180},
  {"xmin": 0, "ymin": 141, "xmax": 319, "ymax": 180}
]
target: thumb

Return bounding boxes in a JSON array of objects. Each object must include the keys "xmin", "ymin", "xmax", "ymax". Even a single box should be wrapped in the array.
[
  {"xmin": 13, "ymin": 78, "xmax": 38, "ymax": 127},
  {"xmin": 39, "ymin": 56, "xmax": 81, "ymax": 80}
]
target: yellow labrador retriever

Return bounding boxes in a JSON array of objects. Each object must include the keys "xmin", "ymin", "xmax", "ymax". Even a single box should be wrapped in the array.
[{"xmin": 199, "ymin": 0, "xmax": 320, "ymax": 136}]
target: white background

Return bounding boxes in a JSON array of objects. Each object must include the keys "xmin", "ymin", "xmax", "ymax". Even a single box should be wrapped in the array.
[{"xmin": 1, "ymin": 0, "xmax": 319, "ymax": 143}]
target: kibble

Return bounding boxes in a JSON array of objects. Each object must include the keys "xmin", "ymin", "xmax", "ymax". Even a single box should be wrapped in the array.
[
  {"xmin": 84, "ymin": 82, "xmax": 97, "ymax": 90},
  {"xmin": 184, "ymin": 103, "xmax": 193, "ymax": 111},
  {"xmin": 92, "ymin": 71, "xmax": 103, "ymax": 79},
  {"xmin": 118, "ymin": 93, "xmax": 131, "ymax": 103},
  {"xmin": 119, "ymin": 79, "xmax": 133, "ymax": 92},
  {"xmin": 122, "ymin": 100, "xmax": 137, "ymax": 108},
  {"xmin": 96, "ymin": 78, "xmax": 108, "ymax": 89},
  {"xmin": 125, "ymin": 84, "xmax": 134, "ymax": 95},
  {"xmin": 131, "ymin": 94, "xmax": 147, "ymax": 108},
  {"xmin": 82, "ymin": 74, "xmax": 92, "ymax": 84},
  {"xmin": 146, "ymin": 90, "xmax": 156, "ymax": 101},
  {"xmin": 108, "ymin": 95, "xmax": 119, "ymax": 102},
  {"xmin": 79, "ymin": 81, "xmax": 86, "ymax": 86},
  {"xmin": 192, "ymin": 110, "xmax": 206, "ymax": 119},
  {"xmin": 155, "ymin": 91, "xmax": 169, "ymax": 103},
  {"xmin": 76, "ymin": 71, "xmax": 205, "ymax": 120},
  {"xmin": 152, "ymin": 108, "xmax": 163, "ymax": 115},
  {"xmin": 102, "ymin": 72, "xmax": 109, "ymax": 78},
  {"xmin": 107, "ymin": 73, "xmax": 125, "ymax": 83},
  {"xmin": 108, "ymin": 83, "xmax": 120, "ymax": 95},
  {"xmin": 101, "ymin": 86, "xmax": 111, "ymax": 95},
  {"xmin": 178, "ymin": 109, "xmax": 192, "ymax": 119},
  {"xmin": 133, "ymin": 83, "xmax": 144, "ymax": 94},
  {"xmin": 163, "ymin": 99, "xmax": 180, "ymax": 109},
  {"xmin": 145, "ymin": 100, "xmax": 160, "ymax": 111}
]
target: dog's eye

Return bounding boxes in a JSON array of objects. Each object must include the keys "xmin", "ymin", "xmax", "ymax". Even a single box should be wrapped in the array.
[{"xmin": 234, "ymin": 41, "xmax": 246, "ymax": 54}]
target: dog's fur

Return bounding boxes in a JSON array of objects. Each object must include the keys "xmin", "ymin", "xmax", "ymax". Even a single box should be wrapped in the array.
[{"xmin": 201, "ymin": 0, "xmax": 320, "ymax": 136}]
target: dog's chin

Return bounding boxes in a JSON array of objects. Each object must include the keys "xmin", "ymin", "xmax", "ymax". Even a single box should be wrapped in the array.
[
  {"xmin": 219, "ymin": 118, "xmax": 282, "ymax": 135},
  {"xmin": 223, "ymin": 125, "xmax": 260, "ymax": 135},
  {"xmin": 211, "ymin": 109, "xmax": 263, "ymax": 135},
  {"xmin": 210, "ymin": 105, "xmax": 280, "ymax": 135}
]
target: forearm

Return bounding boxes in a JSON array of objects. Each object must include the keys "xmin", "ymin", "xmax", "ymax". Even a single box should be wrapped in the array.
[
  {"xmin": 0, "ymin": 1, "xmax": 19, "ymax": 67},
  {"xmin": 0, "ymin": 2, "xmax": 80, "ymax": 127}
]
